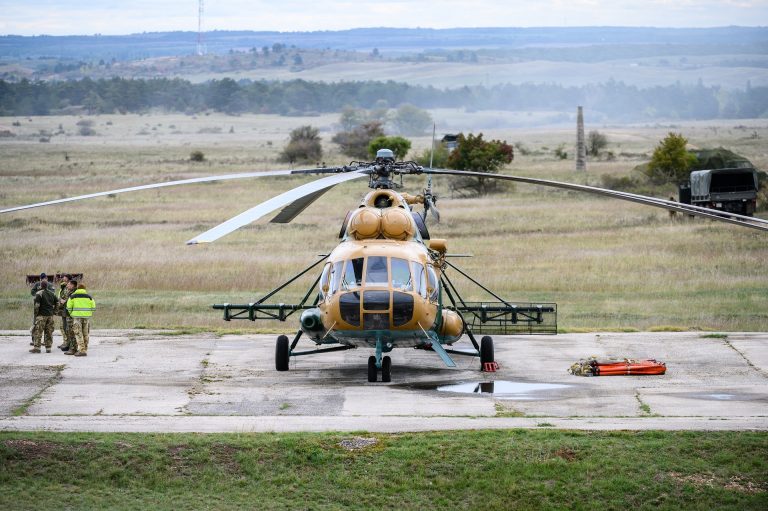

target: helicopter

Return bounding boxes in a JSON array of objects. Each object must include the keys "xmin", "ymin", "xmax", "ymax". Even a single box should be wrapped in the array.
[{"xmin": 2, "ymin": 148, "xmax": 767, "ymax": 382}]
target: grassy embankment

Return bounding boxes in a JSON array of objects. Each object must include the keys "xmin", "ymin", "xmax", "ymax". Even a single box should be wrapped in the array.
[
  {"xmin": 0, "ymin": 430, "xmax": 766, "ymax": 510},
  {"xmin": 1, "ymin": 113, "xmax": 767, "ymax": 332}
]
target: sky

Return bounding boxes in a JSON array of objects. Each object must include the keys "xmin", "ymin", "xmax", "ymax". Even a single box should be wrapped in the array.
[{"xmin": 0, "ymin": 1, "xmax": 766, "ymax": 36}]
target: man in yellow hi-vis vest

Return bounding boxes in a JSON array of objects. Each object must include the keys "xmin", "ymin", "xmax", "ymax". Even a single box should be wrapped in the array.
[{"xmin": 66, "ymin": 282, "xmax": 95, "ymax": 357}]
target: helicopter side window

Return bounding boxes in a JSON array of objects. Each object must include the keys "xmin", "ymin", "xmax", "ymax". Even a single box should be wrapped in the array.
[
  {"xmin": 411, "ymin": 261, "xmax": 427, "ymax": 298},
  {"xmin": 365, "ymin": 256, "xmax": 389, "ymax": 287},
  {"xmin": 427, "ymin": 265, "xmax": 439, "ymax": 302},
  {"xmin": 318, "ymin": 262, "xmax": 331, "ymax": 299},
  {"xmin": 342, "ymin": 258, "xmax": 364, "ymax": 290},
  {"xmin": 329, "ymin": 261, "xmax": 344, "ymax": 295},
  {"xmin": 391, "ymin": 258, "xmax": 413, "ymax": 291}
]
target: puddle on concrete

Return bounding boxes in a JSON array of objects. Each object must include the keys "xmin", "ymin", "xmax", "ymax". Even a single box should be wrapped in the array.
[
  {"xmin": 407, "ymin": 380, "xmax": 571, "ymax": 400},
  {"xmin": 680, "ymin": 392, "xmax": 767, "ymax": 402}
]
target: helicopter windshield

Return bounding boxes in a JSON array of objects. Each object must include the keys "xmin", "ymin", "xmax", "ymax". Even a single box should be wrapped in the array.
[
  {"xmin": 365, "ymin": 256, "xmax": 389, "ymax": 287},
  {"xmin": 391, "ymin": 258, "xmax": 413, "ymax": 291},
  {"xmin": 329, "ymin": 261, "xmax": 344, "ymax": 295},
  {"xmin": 411, "ymin": 261, "xmax": 427, "ymax": 298},
  {"xmin": 342, "ymin": 258, "xmax": 364, "ymax": 290}
]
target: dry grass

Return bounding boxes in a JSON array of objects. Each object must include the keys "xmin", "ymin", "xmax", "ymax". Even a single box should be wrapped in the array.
[{"xmin": 1, "ymin": 113, "xmax": 767, "ymax": 331}]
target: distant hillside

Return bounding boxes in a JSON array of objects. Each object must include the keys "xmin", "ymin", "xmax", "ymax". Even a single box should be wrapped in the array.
[{"xmin": 2, "ymin": 26, "xmax": 767, "ymax": 60}]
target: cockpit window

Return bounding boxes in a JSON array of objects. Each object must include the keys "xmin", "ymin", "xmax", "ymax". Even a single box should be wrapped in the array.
[
  {"xmin": 318, "ymin": 262, "xmax": 331, "ymax": 299},
  {"xmin": 342, "ymin": 258, "xmax": 364, "ymax": 290},
  {"xmin": 411, "ymin": 261, "xmax": 427, "ymax": 298},
  {"xmin": 391, "ymin": 258, "xmax": 413, "ymax": 291},
  {"xmin": 427, "ymin": 265, "xmax": 439, "ymax": 302},
  {"xmin": 365, "ymin": 256, "xmax": 389, "ymax": 287},
  {"xmin": 329, "ymin": 261, "xmax": 344, "ymax": 295}
]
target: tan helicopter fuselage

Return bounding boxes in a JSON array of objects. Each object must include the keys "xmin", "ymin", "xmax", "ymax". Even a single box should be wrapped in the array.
[{"xmin": 299, "ymin": 189, "xmax": 464, "ymax": 349}]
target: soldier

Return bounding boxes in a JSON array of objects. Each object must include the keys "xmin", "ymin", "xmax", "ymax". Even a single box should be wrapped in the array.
[
  {"xmin": 57, "ymin": 276, "xmax": 75, "ymax": 351},
  {"xmin": 29, "ymin": 273, "xmax": 50, "ymax": 346},
  {"xmin": 30, "ymin": 281, "xmax": 56, "ymax": 353},
  {"xmin": 66, "ymin": 282, "xmax": 95, "ymax": 357}
]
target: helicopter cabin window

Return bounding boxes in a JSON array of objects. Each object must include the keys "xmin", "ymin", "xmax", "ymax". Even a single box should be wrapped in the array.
[
  {"xmin": 365, "ymin": 256, "xmax": 389, "ymax": 287},
  {"xmin": 339, "ymin": 292, "xmax": 361, "ymax": 326},
  {"xmin": 329, "ymin": 261, "xmax": 344, "ymax": 295},
  {"xmin": 341, "ymin": 258, "xmax": 364, "ymax": 290},
  {"xmin": 392, "ymin": 292, "xmax": 414, "ymax": 326},
  {"xmin": 427, "ymin": 265, "xmax": 439, "ymax": 302},
  {"xmin": 411, "ymin": 261, "xmax": 427, "ymax": 298},
  {"xmin": 318, "ymin": 263, "xmax": 331, "ymax": 299},
  {"xmin": 391, "ymin": 258, "xmax": 413, "ymax": 291}
]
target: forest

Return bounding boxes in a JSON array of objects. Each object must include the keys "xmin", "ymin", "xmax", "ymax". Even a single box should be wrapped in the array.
[{"xmin": 1, "ymin": 77, "xmax": 766, "ymax": 121}]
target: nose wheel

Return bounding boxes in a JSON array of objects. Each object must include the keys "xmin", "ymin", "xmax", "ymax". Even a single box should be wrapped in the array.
[{"xmin": 367, "ymin": 355, "xmax": 392, "ymax": 382}]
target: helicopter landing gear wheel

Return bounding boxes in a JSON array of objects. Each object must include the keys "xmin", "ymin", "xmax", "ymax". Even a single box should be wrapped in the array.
[
  {"xmin": 367, "ymin": 356, "xmax": 378, "ymax": 382},
  {"xmin": 480, "ymin": 335, "xmax": 494, "ymax": 368},
  {"xmin": 276, "ymin": 335, "xmax": 289, "ymax": 371},
  {"xmin": 381, "ymin": 356, "xmax": 392, "ymax": 382}
]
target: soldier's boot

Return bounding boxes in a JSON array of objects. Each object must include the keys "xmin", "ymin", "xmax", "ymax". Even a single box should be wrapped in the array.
[
  {"xmin": 64, "ymin": 349, "xmax": 76, "ymax": 355},
  {"xmin": 29, "ymin": 348, "xmax": 41, "ymax": 353},
  {"xmin": 46, "ymin": 348, "xmax": 51, "ymax": 353},
  {"xmin": 74, "ymin": 352, "xmax": 87, "ymax": 357}
]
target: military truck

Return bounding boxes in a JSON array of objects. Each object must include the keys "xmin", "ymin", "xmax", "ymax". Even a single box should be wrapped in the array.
[{"xmin": 679, "ymin": 166, "xmax": 759, "ymax": 216}]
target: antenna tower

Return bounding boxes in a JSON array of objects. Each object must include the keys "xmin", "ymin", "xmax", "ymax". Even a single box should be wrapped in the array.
[{"xmin": 196, "ymin": 0, "xmax": 206, "ymax": 56}]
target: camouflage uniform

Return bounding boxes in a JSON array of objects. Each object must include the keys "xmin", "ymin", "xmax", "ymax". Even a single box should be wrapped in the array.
[
  {"xmin": 29, "ymin": 278, "xmax": 49, "ymax": 345},
  {"xmin": 57, "ymin": 283, "xmax": 75, "ymax": 350},
  {"xmin": 31, "ymin": 287, "xmax": 56, "ymax": 352}
]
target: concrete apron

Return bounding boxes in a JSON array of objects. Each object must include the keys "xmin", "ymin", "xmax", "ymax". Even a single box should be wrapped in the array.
[{"xmin": 0, "ymin": 330, "xmax": 766, "ymax": 432}]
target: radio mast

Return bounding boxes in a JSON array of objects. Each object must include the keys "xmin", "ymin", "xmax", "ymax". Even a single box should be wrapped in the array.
[{"xmin": 196, "ymin": 0, "xmax": 206, "ymax": 56}]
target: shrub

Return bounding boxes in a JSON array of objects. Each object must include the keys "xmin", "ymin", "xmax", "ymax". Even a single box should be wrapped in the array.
[{"xmin": 190, "ymin": 150, "xmax": 205, "ymax": 162}]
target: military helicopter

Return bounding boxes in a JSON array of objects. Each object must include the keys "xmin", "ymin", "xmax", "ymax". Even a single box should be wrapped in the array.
[{"xmin": 2, "ymin": 148, "xmax": 767, "ymax": 382}]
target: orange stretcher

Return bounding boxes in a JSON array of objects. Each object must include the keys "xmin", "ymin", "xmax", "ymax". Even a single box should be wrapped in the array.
[
  {"xmin": 569, "ymin": 357, "xmax": 666, "ymax": 376},
  {"xmin": 594, "ymin": 359, "xmax": 666, "ymax": 376}
]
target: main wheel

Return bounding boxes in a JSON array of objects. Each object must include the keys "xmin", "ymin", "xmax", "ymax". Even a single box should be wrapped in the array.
[
  {"xmin": 276, "ymin": 335, "xmax": 290, "ymax": 371},
  {"xmin": 367, "ymin": 356, "xmax": 378, "ymax": 382},
  {"xmin": 381, "ymin": 356, "xmax": 392, "ymax": 383},
  {"xmin": 480, "ymin": 335, "xmax": 494, "ymax": 367}
]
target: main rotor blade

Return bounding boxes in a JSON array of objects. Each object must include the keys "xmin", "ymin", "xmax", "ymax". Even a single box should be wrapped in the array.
[
  {"xmin": 187, "ymin": 170, "xmax": 367, "ymax": 244},
  {"xmin": 424, "ymin": 169, "xmax": 768, "ymax": 233},
  {"xmin": 0, "ymin": 168, "xmax": 338, "ymax": 215},
  {"xmin": 270, "ymin": 188, "xmax": 333, "ymax": 223}
]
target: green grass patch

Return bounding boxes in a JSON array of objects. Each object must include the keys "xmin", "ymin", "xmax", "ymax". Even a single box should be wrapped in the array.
[
  {"xmin": 701, "ymin": 333, "xmax": 729, "ymax": 339},
  {"xmin": 1, "ymin": 431, "xmax": 765, "ymax": 510}
]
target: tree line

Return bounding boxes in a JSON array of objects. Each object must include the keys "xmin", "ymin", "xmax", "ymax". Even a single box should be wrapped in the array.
[{"xmin": 0, "ymin": 76, "xmax": 766, "ymax": 121}]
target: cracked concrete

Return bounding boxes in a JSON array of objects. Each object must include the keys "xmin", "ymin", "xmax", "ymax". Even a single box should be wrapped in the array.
[{"xmin": 0, "ymin": 330, "xmax": 766, "ymax": 432}]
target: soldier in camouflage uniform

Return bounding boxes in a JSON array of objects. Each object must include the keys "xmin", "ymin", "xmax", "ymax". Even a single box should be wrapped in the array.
[
  {"xmin": 30, "ymin": 281, "xmax": 56, "ymax": 353},
  {"xmin": 66, "ymin": 282, "xmax": 95, "ymax": 357},
  {"xmin": 29, "ymin": 273, "xmax": 50, "ymax": 346},
  {"xmin": 57, "ymin": 276, "xmax": 76, "ymax": 351}
]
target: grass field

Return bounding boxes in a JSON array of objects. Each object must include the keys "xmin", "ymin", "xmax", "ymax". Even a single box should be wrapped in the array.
[
  {"xmin": 1, "ymin": 112, "xmax": 767, "ymax": 332},
  {"xmin": 0, "ymin": 430, "xmax": 766, "ymax": 510}
]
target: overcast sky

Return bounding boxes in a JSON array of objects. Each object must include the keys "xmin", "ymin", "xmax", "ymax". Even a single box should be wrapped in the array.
[{"xmin": 1, "ymin": 1, "xmax": 766, "ymax": 36}]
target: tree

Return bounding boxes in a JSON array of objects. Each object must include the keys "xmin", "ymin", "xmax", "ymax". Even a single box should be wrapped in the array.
[
  {"xmin": 392, "ymin": 104, "xmax": 432, "ymax": 136},
  {"xmin": 368, "ymin": 136, "xmax": 411, "ymax": 160},
  {"xmin": 446, "ymin": 133, "xmax": 514, "ymax": 196},
  {"xmin": 332, "ymin": 121, "xmax": 384, "ymax": 159},
  {"xmin": 645, "ymin": 132, "xmax": 698, "ymax": 184},
  {"xmin": 414, "ymin": 143, "xmax": 450, "ymax": 168},
  {"xmin": 587, "ymin": 130, "xmax": 608, "ymax": 157},
  {"xmin": 278, "ymin": 125, "xmax": 322, "ymax": 164}
]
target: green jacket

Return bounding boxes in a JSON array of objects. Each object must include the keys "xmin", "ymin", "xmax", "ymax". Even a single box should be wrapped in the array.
[
  {"xmin": 34, "ymin": 288, "xmax": 57, "ymax": 316},
  {"xmin": 67, "ymin": 289, "xmax": 96, "ymax": 318}
]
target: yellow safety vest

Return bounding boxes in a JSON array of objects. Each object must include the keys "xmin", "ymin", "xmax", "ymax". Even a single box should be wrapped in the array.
[{"xmin": 67, "ymin": 289, "xmax": 96, "ymax": 318}]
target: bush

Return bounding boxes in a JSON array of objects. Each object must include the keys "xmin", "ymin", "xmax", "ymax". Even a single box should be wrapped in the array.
[
  {"xmin": 332, "ymin": 121, "xmax": 384, "ymax": 160},
  {"xmin": 446, "ymin": 133, "xmax": 514, "ymax": 197},
  {"xmin": 587, "ymin": 130, "xmax": 608, "ymax": 157},
  {"xmin": 190, "ymin": 150, "xmax": 205, "ymax": 162},
  {"xmin": 645, "ymin": 132, "xmax": 698, "ymax": 185},
  {"xmin": 368, "ymin": 136, "xmax": 411, "ymax": 160},
  {"xmin": 391, "ymin": 104, "xmax": 432, "ymax": 136},
  {"xmin": 278, "ymin": 125, "xmax": 322, "ymax": 164}
]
